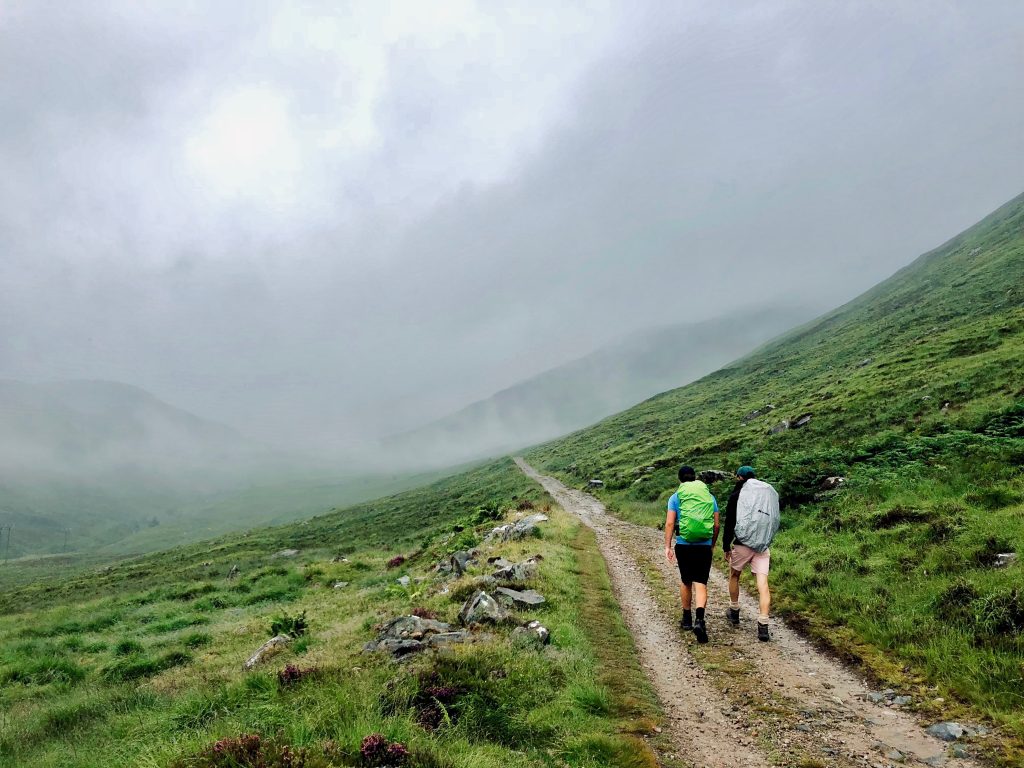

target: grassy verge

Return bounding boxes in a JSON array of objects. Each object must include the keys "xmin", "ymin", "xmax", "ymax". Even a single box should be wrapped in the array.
[{"xmin": 0, "ymin": 459, "xmax": 669, "ymax": 767}]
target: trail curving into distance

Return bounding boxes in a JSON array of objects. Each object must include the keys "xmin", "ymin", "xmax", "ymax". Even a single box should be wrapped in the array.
[{"xmin": 515, "ymin": 458, "xmax": 979, "ymax": 768}]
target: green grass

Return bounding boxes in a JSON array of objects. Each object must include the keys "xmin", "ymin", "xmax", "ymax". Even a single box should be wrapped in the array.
[
  {"xmin": 0, "ymin": 459, "xmax": 668, "ymax": 767},
  {"xmin": 525, "ymin": 191, "xmax": 1024, "ymax": 754}
]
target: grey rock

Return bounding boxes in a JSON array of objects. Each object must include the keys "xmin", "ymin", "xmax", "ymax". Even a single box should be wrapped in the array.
[
  {"xmin": 588, "ymin": 479, "xmax": 604, "ymax": 489},
  {"xmin": 243, "ymin": 634, "xmax": 291, "ymax": 670},
  {"xmin": 856, "ymin": 357, "xmax": 874, "ymax": 368},
  {"xmin": 795, "ymin": 723, "xmax": 813, "ymax": 733},
  {"xmin": 397, "ymin": 576, "xmax": 411, "ymax": 587},
  {"xmin": 994, "ymin": 552, "xmax": 1017, "ymax": 568},
  {"xmin": 426, "ymin": 631, "xmax": 471, "ymax": 648},
  {"xmin": 950, "ymin": 744, "xmax": 970, "ymax": 759},
  {"xmin": 820, "ymin": 476, "xmax": 846, "ymax": 491},
  {"xmin": 922, "ymin": 756, "xmax": 946, "ymax": 767},
  {"xmin": 493, "ymin": 559, "xmax": 539, "ymax": 582},
  {"xmin": 273, "ymin": 548, "xmax": 299, "ymax": 558},
  {"xmin": 227, "ymin": 564, "xmax": 240, "ymax": 579},
  {"xmin": 368, "ymin": 638, "xmax": 424, "ymax": 656},
  {"xmin": 512, "ymin": 620, "xmax": 550, "ymax": 647},
  {"xmin": 792, "ymin": 413, "xmax": 813, "ymax": 429},
  {"xmin": 332, "ymin": 581, "xmax": 349, "ymax": 589},
  {"xmin": 769, "ymin": 420, "xmax": 791, "ymax": 435},
  {"xmin": 485, "ymin": 514, "xmax": 548, "ymax": 543},
  {"xmin": 742, "ymin": 404, "xmax": 776, "ymax": 423},
  {"xmin": 881, "ymin": 689, "xmax": 896, "ymax": 697},
  {"xmin": 488, "ymin": 557, "xmax": 514, "ymax": 568},
  {"xmin": 451, "ymin": 550, "xmax": 473, "ymax": 573},
  {"xmin": 926, "ymin": 722, "xmax": 965, "ymax": 742},
  {"xmin": 379, "ymin": 615, "xmax": 452, "ymax": 640},
  {"xmin": 891, "ymin": 695, "xmax": 912, "ymax": 707},
  {"xmin": 458, "ymin": 591, "xmax": 510, "ymax": 626},
  {"xmin": 698, "ymin": 469, "xmax": 732, "ymax": 483},
  {"xmin": 330, "ymin": 555, "xmax": 349, "ymax": 563},
  {"xmin": 495, "ymin": 586, "xmax": 546, "ymax": 608},
  {"xmin": 867, "ymin": 692, "xmax": 886, "ymax": 704}
]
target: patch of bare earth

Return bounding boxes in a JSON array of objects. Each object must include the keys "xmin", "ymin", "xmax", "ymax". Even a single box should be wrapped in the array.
[{"xmin": 516, "ymin": 458, "xmax": 983, "ymax": 768}]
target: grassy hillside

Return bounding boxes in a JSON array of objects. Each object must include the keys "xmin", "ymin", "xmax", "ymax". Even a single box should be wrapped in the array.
[
  {"xmin": 526, "ymin": 193, "xmax": 1024, "ymax": 742},
  {"xmin": 0, "ymin": 459, "xmax": 667, "ymax": 768},
  {"xmin": 385, "ymin": 306, "xmax": 817, "ymax": 468}
]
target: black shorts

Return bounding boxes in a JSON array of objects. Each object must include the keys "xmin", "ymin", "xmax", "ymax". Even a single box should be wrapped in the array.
[{"xmin": 674, "ymin": 543, "xmax": 713, "ymax": 585}]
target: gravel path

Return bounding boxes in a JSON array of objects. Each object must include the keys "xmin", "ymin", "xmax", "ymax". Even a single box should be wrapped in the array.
[{"xmin": 516, "ymin": 458, "xmax": 980, "ymax": 768}]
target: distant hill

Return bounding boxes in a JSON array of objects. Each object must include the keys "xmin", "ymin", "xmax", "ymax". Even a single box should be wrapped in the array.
[{"xmin": 385, "ymin": 306, "xmax": 819, "ymax": 467}]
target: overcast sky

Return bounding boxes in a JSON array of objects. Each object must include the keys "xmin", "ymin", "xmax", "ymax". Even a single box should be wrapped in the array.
[{"xmin": 2, "ymin": 1, "xmax": 1022, "ymax": 452}]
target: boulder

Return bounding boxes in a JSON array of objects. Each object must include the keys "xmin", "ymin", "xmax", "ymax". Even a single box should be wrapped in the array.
[
  {"xmin": 488, "ymin": 556, "xmax": 514, "ymax": 568},
  {"xmin": 994, "ymin": 552, "xmax": 1017, "ymax": 568},
  {"xmin": 698, "ymin": 469, "xmax": 732, "ymax": 483},
  {"xmin": 243, "ymin": 635, "xmax": 291, "ymax": 670},
  {"xmin": 769, "ymin": 420, "xmax": 790, "ymax": 435},
  {"xmin": 495, "ymin": 587, "xmax": 546, "ymax": 608},
  {"xmin": 742, "ymin": 404, "xmax": 775, "ymax": 423},
  {"xmin": 458, "ymin": 591, "xmax": 510, "ymax": 626},
  {"xmin": 493, "ymin": 559, "xmax": 539, "ymax": 582},
  {"xmin": 587, "ymin": 479, "xmax": 604, "ymax": 489},
  {"xmin": 426, "ymin": 631, "xmax": 472, "ymax": 648},
  {"xmin": 451, "ymin": 550, "xmax": 473, "ymax": 574},
  {"xmin": 820, "ymin": 476, "xmax": 846, "ymax": 491},
  {"xmin": 363, "ymin": 615, "xmax": 461, "ymax": 656},
  {"xmin": 485, "ymin": 514, "xmax": 548, "ymax": 543},
  {"xmin": 791, "ymin": 413, "xmax": 813, "ymax": 429},
  {"xmin": 273, "ymin": 548, "xmax": 299, "ymax": 558},
  {"xmin": 926, "ymin": 722, "xmax": 965, "ymax": 742},
  {"xmin": 512, "ymin": 620, "xmax": 550, "ymax": 647}
]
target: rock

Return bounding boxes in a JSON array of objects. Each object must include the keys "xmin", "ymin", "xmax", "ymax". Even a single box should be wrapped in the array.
[
  {"xmin": 794, "ymin": 723, "xmax": 813, "ymax": 733},
  {"xmin": 885, "ymin": 749, "xmax": 905, "ymax": 763},
  {"xmin": 742, "ymin": 404, "xmax": 775, "ymax": 423},
  {"xmin": 791, "ymin": 413, "xmax": 813, "ymax": 429},
  {"xmin": 227, "ymin": 564, "xmax": 240, "ymax": 579},
  {"xmin": 273, "ymin": 548, "xmax": 299, "ymax": 558},
  {"xmin": 397, "ymin": 576, "xmax": 411, "ymax": 587},
  {"xmin": 458, "ymin": 591, "xmax": 510, "ymax": 626},
  {"xmin": 511, "ymin": 620, "xmax": 550, "ymax": 647},
  {"xmin": 333, "ymin": 581, "xmax": 349, "ymax": 589},
  {"xmin": 451, "ymin": 550, "xmax": 474, "ymax": 574},
  {"xmin": 243, "ymin": 635, "xmax": 291, "ymax": 670},
  {"xmin": 488, "ymin": 556, "xmax": 513, "ymax": 568},
  {"xmin": 769, "ymin": 420, "xmax": 791, "ymax": 435},
  {"xmin": 485, "ymin": 514, "xmax": 549, "ymax": 543},
  {"xmin": 426, "ymin": 631, "xmax": 471, "ymax": 648},
  {"xmin": 950, "ymin": 744, "xmax": 970, "ymax": 759},
  {"xmin": 922, "ymin": 756, "xmax": 946, "ymax": 767},
  {"xmin": 940, "ymin": 401, "xmax": 952, "ymax": 414},
  {"xmin": 363, "ymin": 615, "xmax": 459, "ymax": 656},
  {"xmin": 369, "ymin": 638, "xmax": 424, "ymax": 657},
  {"xmin": 867, "ymin": 692, "xmax": 886, "ymax": 704},
  {"xmin": 926, "ymin": 722, "xmax": 965, "ymax": 742},
  {"xmin": 994, "ymin": 552, "xmax": 1017, "ymax": 568},
  {"xmin": 330, "ymin": 555, "xmax": 349, "ymax": 563},
  {"xmin": 495, "ymin": 586, "xmax": 546, "ymax": 608},
  {"xmin": 891, "ymin": 695, "xmax": 912, "ymax": 707},
  {"xmin": 698, "ymin": 469, "xmax": 732, "ymax": 483},
  {"xmin": 587, "ymin": 479, "xmax": 604, "ymax": 489},
  {"xmin": 492, "ymin": 558, "xmax": 539, "ymax": 582},
  {"xmin": 969, "ymin": 247, "xmax": 982, "ymax": 257},
  {"xmin": 856, "ymin": 357, "xmax": 874, "ymax": 368},
  {"xmin": 820, "ymin": 476, "xmax": 846, "ymax": 491}
]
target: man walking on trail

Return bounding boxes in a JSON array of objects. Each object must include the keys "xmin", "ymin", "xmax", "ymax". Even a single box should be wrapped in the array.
[
  {"xmin": 723, "ymin": 466, "xmax": 778, "ymax": 642},
  {"xmin": 664, "ymin": 465, "xmax": 719, "ymax": 644}
]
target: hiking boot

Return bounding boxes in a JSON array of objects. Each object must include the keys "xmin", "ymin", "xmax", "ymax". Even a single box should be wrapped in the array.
[
  {"xmin": 692, "ymin": 618, "xmax": 709, "ymax": 644},
  {"xmin": 757, "ymin": 622, "xmax": 770, "ymax": 642},
  {"xmin": 727, "ymin": 608, "xmax": 740, "ymax": 627},
  {"xmin": 680, "ymin": 615, "xmax": 693, "ymax": 631}
]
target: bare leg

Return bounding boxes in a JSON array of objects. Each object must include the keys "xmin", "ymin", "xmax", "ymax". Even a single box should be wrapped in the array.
[
  {"xmin": 679, "ymin": 582, "xmax": 692, "ymax": 610},
  {"xmin": 755, "ymin": 573, "xmax": 771, "ymax": 618},
  {"xmin": 729, "ymin": 569, "xmax": 741, "ymax": 604},
  {"xmin": 693, "ymin": 582, "xmax": 708, "ymax": 609}
]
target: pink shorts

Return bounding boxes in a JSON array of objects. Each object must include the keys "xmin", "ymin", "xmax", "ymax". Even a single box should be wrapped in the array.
[{"xmin": 729, "ymin": 544, "xmax": 770, "ymax": 575}]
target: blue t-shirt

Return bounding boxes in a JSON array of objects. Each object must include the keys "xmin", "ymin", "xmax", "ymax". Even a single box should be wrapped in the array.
[{"xmin": 668, "ymin": 492, "xmax": 719, "ymax": 546}]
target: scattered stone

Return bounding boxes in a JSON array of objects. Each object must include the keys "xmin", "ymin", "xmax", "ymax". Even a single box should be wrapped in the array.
[
  {"xmin": 969, "ymin": 247, "xmax": 982, "ymax": 257},
  {"xmin": 495, "ymin": 586, "xmax": 546, "ymax": 608},
  {"xmin": 273, "ymin": 549, "xmax": 299, "ymax": 558},
  {"xmin": 791, "ymin": 413, "xmax": 813, "ymax": 429},
  {"xmin": 922, "ymin": 756, "xmax": 946, "ymax": 767},
  {"xmin": 795, "ymin": 723, "xmax": 813, "ymax": 733},
  {"xmin": 891, "ymin": 695, "xmax": 912, "ymax": 707},
  {"xmin": 488, "ymin": 556, "xmax": 513, "ymax": 568},
  {"xmin": 451, "ymin": 550, "xmax": 474, "ymax": 574},
  {"xmin": 742, "ymin": 404, "xmax": 776, "ymax": 423},
  {"xmin": 950, "ymin": 744, "xmax": 970, "ymax": 759},
  {"xmin": 397, "ymin": 576, "xmax": 411, "ymax": 587},
  {"xmin": 362, "ymin": 615, "xmax": 468, "ymax": 656},
  {"xmin": 244, "ymin": 635, "xmax": 291, "ymax": 670},
  {"xmin": 698, "ymin": 469, "xmax": 732, "ymax": 483},
  {"xmin": 994, "ymin": 552, "xmax": 1017, "ymax": 568},
  {"xmin": 333, "ymin": 581, "xmax": 349, "ymax": 589},
  {"xmin": 769, "ymin": 420, "xmax": 790, "ymax": 435},
  {"xmin": 485, "ymin": 514, "xmax": 549, "ymax": 543},
  {"xmin": 926, "ymin": 722, "xmax": 965, "ymax": 742},
  {"xmin": 511, "ymin": 620, "xmax": 550, "ymax": 647},
  {"xmin": 492, "ymin": 558, "xmax": 540, "ymax": 582},
  {"xmin": 458, "ymin": 591, "xmax": 510, "ymax": 626},
  {"xmin": 820, "ymin": 476, "xmax": 846, "ymax": 491},
  {"xmin": 587, "ymin": 479, "xmax": 604, "ymax": 489},
  {"xmin": 885, "ymin": 749, "xmax": 905, "ymax": 763},
  {"xmin": 867, "ymin": 692, "xmax": 886, "ymax": 704}
]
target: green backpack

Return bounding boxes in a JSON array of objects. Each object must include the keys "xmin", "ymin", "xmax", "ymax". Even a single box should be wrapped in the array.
[{"xmin": 675, "ymin": 481, "xmax": 716, "ymax": 542}]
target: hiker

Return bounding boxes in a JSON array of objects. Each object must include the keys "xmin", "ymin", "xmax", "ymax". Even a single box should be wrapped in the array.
[
  {"xmin": 723, "ymin": 465, "xmax": 780, "ymax": 642},
  {"xmin": 664, "ymin": 465, "xmax": 719, "ymax": 643}
]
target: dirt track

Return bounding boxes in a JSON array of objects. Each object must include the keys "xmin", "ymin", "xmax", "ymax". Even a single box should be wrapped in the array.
[{"xmin": 515, "ymin": 458, "xmax": 979, "ymax": 768}]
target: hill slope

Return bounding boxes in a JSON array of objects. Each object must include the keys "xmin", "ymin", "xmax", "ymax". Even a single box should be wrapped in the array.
[
  {"xmin": 527, "ymin": 192, "xmax": 1024, "ymax": 740},
  {"xmin": 387, "ymin": 306, "xmax": 817, "ymax": 467}
]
